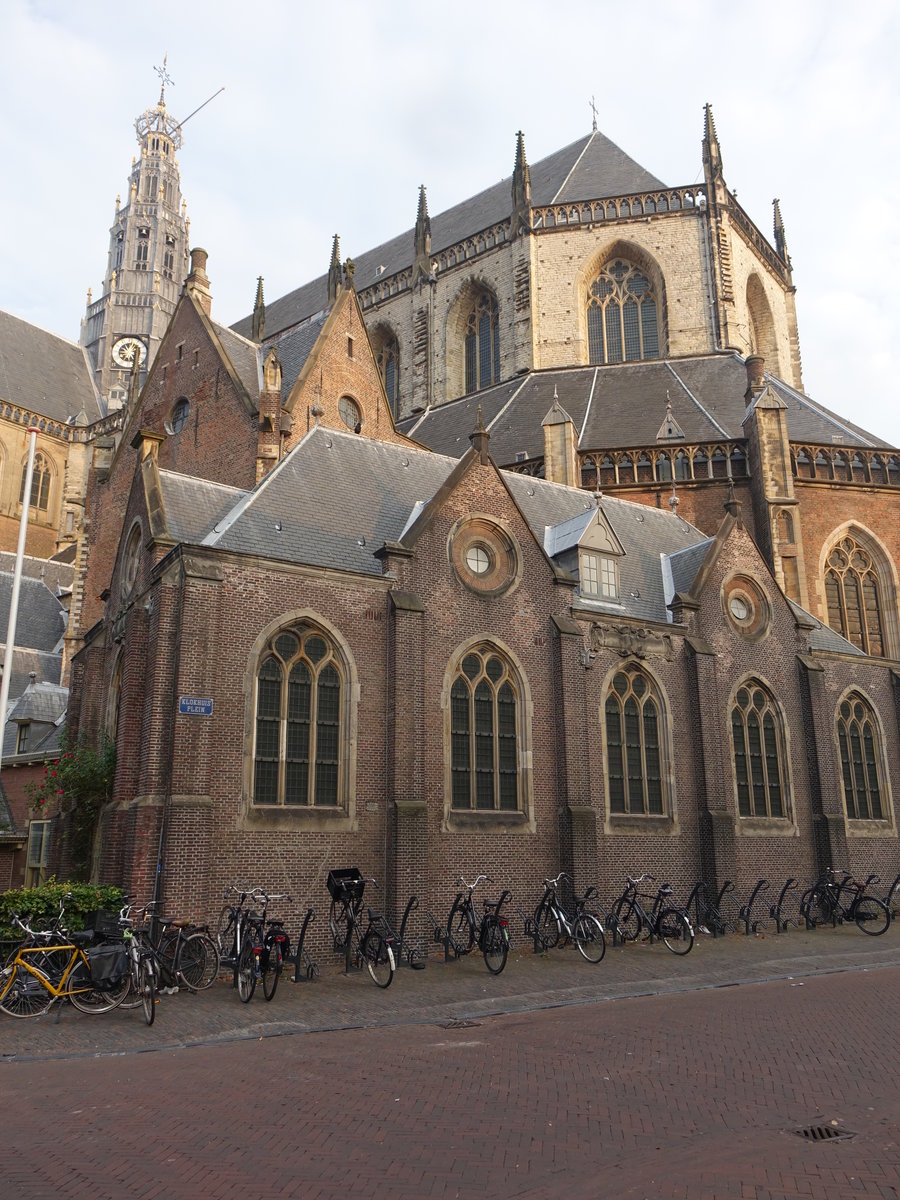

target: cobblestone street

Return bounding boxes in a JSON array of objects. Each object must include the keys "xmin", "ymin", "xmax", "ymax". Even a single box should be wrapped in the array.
[{"xmin": 2, "ymin": 926, "xmax": 900, "ymax": 1197}]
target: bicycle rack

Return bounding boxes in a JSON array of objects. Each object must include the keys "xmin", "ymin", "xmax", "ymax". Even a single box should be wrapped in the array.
[
  {"xmin": 290, "ymin": 908, "xmax": 318, "ymax": 983},
  {"xmin": 515, "ymin": 906, "xmax": 544, "ymax": 954},
  {"xmin": 740, "ymin": 879, "xmax": 770, "ymax": 935},
  {"xmin": 423, "ymin": 910, "xmax": 457, "ymax": 963},
  {"xmin": 684, "ymin": 881, "xmax": 713, "ymax": 936},
  {"xmin": 394, "ymin": 894, "xmax": 426, "ymax": 969},
  {"xmin": 771, "ymin": 878, "xmax": 799, "ymax": 933}
]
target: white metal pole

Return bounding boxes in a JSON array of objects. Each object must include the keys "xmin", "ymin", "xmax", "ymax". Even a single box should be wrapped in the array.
[{"xmin": 0, "ymin": 426, "xmax": 40, "ymax": 774}]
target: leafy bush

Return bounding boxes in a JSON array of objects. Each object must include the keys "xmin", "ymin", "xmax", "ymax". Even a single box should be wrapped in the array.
[
  {"xmin": 26, "ymin": 734, "xmax": 116, "ymax": 879},
  {"xmin": 0, "ymin": 878, "xmax": 123, "ymax": 941}
]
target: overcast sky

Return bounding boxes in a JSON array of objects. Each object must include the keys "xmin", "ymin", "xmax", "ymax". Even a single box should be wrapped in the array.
[{"xmin": 1, "ymin": 0, "xmax": 898, "ymax": 446}]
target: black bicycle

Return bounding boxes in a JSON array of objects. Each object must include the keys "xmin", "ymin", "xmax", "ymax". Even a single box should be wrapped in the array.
[
  {"xmin": 800, "ymin": 867, "xmax": 890, "ymax": 935},
  {"xmin": 235, "ymin": 890, "xmax": 292, "ymax": 1002},
  {"xmin": 533, "ymin": 873, "xmax": 606, "ymax": 962},
  {"xmin": 609, "ymin": 874, "xmax": 694, "ymax": 955},
  {"xmin": 446, "ymin": 874, "xmax": 511, "ymax": 975},
  {"xmin": 327, "ymin": 870, "xmax": 396, "ymax": 989}
]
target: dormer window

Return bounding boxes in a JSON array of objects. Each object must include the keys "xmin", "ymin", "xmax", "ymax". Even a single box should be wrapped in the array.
[{"xmin": 581, "ymin": 552, "xmax": 619, "ymax": 600}]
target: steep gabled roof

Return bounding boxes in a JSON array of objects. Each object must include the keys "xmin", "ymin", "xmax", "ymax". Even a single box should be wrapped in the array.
[
  {"xmin": 0, "ymin": 573, "xmax": 66, "ymax": 652},
  {"xmin": 157, "ymin": 471, "xmax": 247, "ymax": 544},
  {"xmin": 232, "ymin": 132, "xmax": 666, "ymax": 340},
  {"xmin": 0, "ymin": 309, "xmax": 102, "ymax": 424},
  {"xmin": 399, "ymin": 354, "xmax": 895, "ymax": 455}
]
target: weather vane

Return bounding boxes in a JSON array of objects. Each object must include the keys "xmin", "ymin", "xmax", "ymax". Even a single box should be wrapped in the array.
[
  {"xmin": 154, "ymin": 52, "xmax": 174, "ymax": 99},
  {"xmin": 589, "ymin": 95, "xmax": 598, "ymax": 132}
]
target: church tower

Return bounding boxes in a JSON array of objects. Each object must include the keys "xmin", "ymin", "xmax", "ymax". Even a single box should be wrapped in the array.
[{"xmin": 80, "ymin": 59, "xmax": 190, "ymax": 410}]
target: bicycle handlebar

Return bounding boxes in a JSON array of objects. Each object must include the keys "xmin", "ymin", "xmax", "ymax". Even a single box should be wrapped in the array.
[
  {"xmin": 626, "ymin": 873, "xmax": 656, "ymax": 885},
  {"xmin": 542, "ymin": 872, "xmax": 572, "ymax": 889},
  {"xmin": 456, "ymin": 874, "xmax": 493, "ymax": 891}
]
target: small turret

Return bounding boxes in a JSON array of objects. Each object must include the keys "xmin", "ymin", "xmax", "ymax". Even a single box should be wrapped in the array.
[
  {"xmin": 469, "ymin": 405, "xmax": 491, "ymax": 464},
  {"xmin": 412, "ymin": 185, "xmax": 432, "ymax": 287},
  {"xmin": 702, "ymin": 102, "xmax": 723, "ymax": 181},
  {"xmin": 327, "ymin": 235, "xmax": 343, "ymax": 304},
  {"xmin": 186, "ymin": 247, "xmax": 212, "ymax": 315},
  {"xmin": 773, "ymin": 198, "xmax": 791, "ymax": 268},
  {"xmin": 252, "ymin": 276, "xmax": 266, "ymax": 342},
  {"xmin": 511, "ymin": 131, "xmax": 532, "ymax": 238}
]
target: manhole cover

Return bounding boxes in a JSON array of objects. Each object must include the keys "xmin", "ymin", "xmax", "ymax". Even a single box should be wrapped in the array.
[
  {"xmin": 792, "ymin": 1125, "xmax": 856, "ymax": 1143},
  {"xmin": 441, "ymin": 1018, "xmax": 481, "ymax": 1030}
]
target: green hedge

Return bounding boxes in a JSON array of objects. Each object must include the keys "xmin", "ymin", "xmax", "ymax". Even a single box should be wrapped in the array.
[{"xmin": 0, "ymin": 878, "xmax": 124, "ymax": 941}]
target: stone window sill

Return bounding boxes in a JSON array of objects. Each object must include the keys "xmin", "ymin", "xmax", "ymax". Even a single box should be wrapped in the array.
[
  {"xmin": 442, "ymin": 809, "xmax": 533, "ymax": 834},
  {"xmin": 240, "ymin": 804, "xmax": 356, "ymax": 833},
  {"xmin": 603, "ymin": 813, "xmax": 679, "ymax": 836}
]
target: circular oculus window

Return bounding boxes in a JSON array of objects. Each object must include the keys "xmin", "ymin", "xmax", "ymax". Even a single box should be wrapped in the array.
[
  {"xmin": 724, "ymin": 576, "xmax": 769, "ymax": 639},
  {"xmin": 338, "ymin": 396, "xmax": 361, "ymax": 431},
  {"xmin": 450, "ymin": 518, "xmax": 520, "ymax": 596}
]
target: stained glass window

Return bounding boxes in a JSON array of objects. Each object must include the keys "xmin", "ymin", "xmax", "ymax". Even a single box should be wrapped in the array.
[
  {"xmin": 450, "ymin": 646, "xmax": 519, "ymax": 811},
  {"xmin": 587, "ymin": 260, "xmax": 660, "ymax": 364}
]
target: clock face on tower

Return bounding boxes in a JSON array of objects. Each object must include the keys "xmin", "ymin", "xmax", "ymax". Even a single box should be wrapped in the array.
[{"xmin": 112, "ymin": 336, "xmax": 148, "ymax": 369}]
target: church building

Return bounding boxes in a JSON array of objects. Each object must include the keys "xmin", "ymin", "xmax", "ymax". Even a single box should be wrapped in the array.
[{"xmin": 60, "ymin": 106, "xmax": 899, "ymax": 943}]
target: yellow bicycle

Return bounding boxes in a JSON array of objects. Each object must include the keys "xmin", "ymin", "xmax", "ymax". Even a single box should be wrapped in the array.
[{"xmin": 0, "ymin": 914, "xmax": 129, "ymax": 1018}]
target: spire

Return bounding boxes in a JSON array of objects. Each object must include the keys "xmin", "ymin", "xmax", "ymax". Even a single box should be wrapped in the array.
[
  {"xmin": 252, "ymin": 276, "xmax": 266, "ymax": 342},
  {"xmin": 413, "ymin": 185, "xmax": 432, "ymax": 287},
  {"xmin": 327, "ymin": 234, "xmax": 343, "ymax": 303},
  {"xmin": 511, "ymin": 131, "xmax": 532, "ymax": 237},
  {"xmin": 469, "ymin": 405, "xmax": 491, "ymax": 463},
  {"xmin": 702, "ymin": 102, "xmax": 723, "ymax": 181},
  {"xmin": 773, "ymin": 198, "xmax": 790, "ymax": 264}
]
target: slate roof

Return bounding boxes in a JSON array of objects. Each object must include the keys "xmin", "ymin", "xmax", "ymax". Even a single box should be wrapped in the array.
[
  {"xmin": 233, "ymin": 132, "xmax": 666, "ymax": 341},
  {"xmin": 787, "ymin": 600, "xmax": 866, "ymax": 656},
  {"xmin": 157, "ymin": 472, "xmax": 247, "ymax": 544},
  {"xmin": 1, "ymin": 681, "xmax": 66, "ymax": 760},
  {"xmin": 0, "ymin": 573, "xmax": 67, "ymax": 652},
  {"xmin": 204, "ymin": 427, "xmax": 458, "ymax": 575},
  {"xmin": 0, "ymin": 309, "xmax": 102, "ymax": 424},
  {"xmin": 213, "ymin": 323, "xmax": 261, "ymax": 399},
  {"xmin": 268, "ymin": 312, "xmax": 330, "ymax": 401},
  {"xmin": 0, "ymin": 646, "xmax": 63, "ymax": 695},
  {"xmin": 0, "ymin": 553, "xmax": 75, "ymax": 597},
  {"xmin": 399, "ymin": 354, "xmax": 896, "ymax": 454},
  {"xmin": 666, "ymin": 539, "xmax": 714, "ymax": 596}
]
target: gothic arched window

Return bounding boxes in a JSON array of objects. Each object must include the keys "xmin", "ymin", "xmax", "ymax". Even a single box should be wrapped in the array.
[
  {"xmin": 450, "ymin": 645, "xmax": 519, "ymax": 811},
  {"xmin": 253, "ymin": 624, "xmax": 344, "ymax": 808},
  {"xmin": 731, "ymin": 683, "xmax": 786, "ymax": 819},
  {"xmin": 377, "ymin": 337, "xmax": 399, "ymax": 414},
  {"xmin": 604, "ymin": 664, "xmax": 666, "ymax": 816},
  {"xmin": 587, "ymin": 259, "xmax": 660, "ymax": 364},
  {"xmin": 19, "ymin": 453, "xmax": 51, "ymax": 512},
  {"xmin": 464, "ymin": 293, "xmax": 500, "ymax": 393},
  {"xmin": 824, "ymin": 535, "xmax": 885, "ymax": 657},
  {"xmin": 837, "ymin": 694, "xmax": 884, "ymax": 821}
]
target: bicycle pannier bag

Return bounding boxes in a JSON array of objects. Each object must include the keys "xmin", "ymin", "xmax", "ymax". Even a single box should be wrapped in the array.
[{"xmin": 86, "ymin": 944, "xmax": 128, "ymax": 991}]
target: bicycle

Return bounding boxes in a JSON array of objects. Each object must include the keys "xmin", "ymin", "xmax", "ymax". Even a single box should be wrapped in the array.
[
  {"xmin": 800, "ymin": 867, "xmax": 890, "ymax": 935},
  {"xmin": 117, "ymin": 904, "xmax": 158, "ymax": 1026},
  {"xmin": 532, "ymin": 873, "xmax": 606, "ymax": 963},
  {"xmin": 446, "ymin": 874, "xmax": 511, "ymax": 975},
  {"xmin": 609, "ymin": 874, "xmax": 694, "ymax": 955},
  {"xmin": 123, "ymin": 901, "xmax": 219, "ymax": 994},
  {"xmin": 0, "ymin": 911, "xmax": 130, "ymax": 1018},
  {"xmin": 235, "ymin": 890, "xmax": 292, "ymax": 1003},
  {"xmin": 327, "ymin": 869, "xmax": 396, "ymax": 989}
]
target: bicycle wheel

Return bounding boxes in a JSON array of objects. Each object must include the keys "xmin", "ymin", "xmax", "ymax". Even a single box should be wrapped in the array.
[
  {"xmin": 262, "ymin": 935, "xmax": 281, "ymax": 1001},
  {"xmin": 534, "ymin": 902, "xmax": 559, "ymax": 949},
  {"xmin": 658, "ymin": 908, "xmax": 694, "ymax": 955},
  {"xmin": 853, "ymin": 895, "xmax": 890, "ymax": 936},
  {"xmin": 139, "ymin": 958, "xmax": 156, "ymax": 1026},
  {"xmin": 119, "ymin": 949, "xmax": 145, "ymax": 1009},
  {"xmin": 215, "ymin": 906, "xmax": 237, "ymax": 959},
  {"xmin": 237, "ymin": 940, "xmax": 256, "ymax": 1003},
  {"xmin": 67, "ymin": 969, "xmax": 130, "ymax": 1014},
  {"xmin": 0, "ymin": 964, "xmax": 54, "ymax": 1017},
  {"xmin": 329, "ymin": 900, "xmax": 351, "ymax": 950},
  {"xmin": 573, "ymin": 913, "xmax": 606, "ymax": 963},
  {"xmin": 447, "ymin": 901, "xmax": 475, "ymax": 956},
  {"xmin": 177, "ymin": 933, "xmax": 220, "ymax": 991},
  {"xmin": 804, "ymin": 886, "xmax": 834, "ymax": 928},
  {"xmin": 612, "ymin": 898, "xmax": 641, "ymax": 941},
  {"xmin": 481, "ymin": 917, "xmax": 509, "ymax": 975},
  {"xmin": 361, "ymin": 930, "xmax": 395, "ymax": 988}
]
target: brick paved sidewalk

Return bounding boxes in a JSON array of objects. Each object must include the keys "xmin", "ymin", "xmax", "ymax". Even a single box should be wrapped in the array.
[{"xmin": 2, "ymin": 920, "xmax": 898, "ymax": 1062}]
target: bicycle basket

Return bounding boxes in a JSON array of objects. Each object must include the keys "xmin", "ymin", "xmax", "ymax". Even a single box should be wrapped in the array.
[
  {"xmin": 86, "ymin": 944, "xmax": 129, "ymax": 991},
  {"xmin": 326, "ymin": 868, "xmax": 365, "ymax": 903},
  {"xmin": 83, "ymin": 909, "xmax": 124, "ymax": 940}
]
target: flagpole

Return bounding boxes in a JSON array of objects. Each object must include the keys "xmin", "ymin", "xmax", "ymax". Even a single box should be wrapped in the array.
[{"xmin": 0, "ymin": 425, "xmax": 40, "ymax": 774}]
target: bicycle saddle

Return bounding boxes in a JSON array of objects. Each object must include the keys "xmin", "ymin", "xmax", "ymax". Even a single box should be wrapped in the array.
[{"xmin": 160, "ymin": 917, "xmax": 192, "ymax": 929}]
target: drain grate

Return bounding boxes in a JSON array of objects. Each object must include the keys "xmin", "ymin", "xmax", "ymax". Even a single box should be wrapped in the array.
[
  {"xmin": 441, "ymin": 1018, "xmax": 482, "ymax": 1030},
  {"xmin": 793, "ymin": 1125, "xmax": 856, "ymax": 1143}
]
